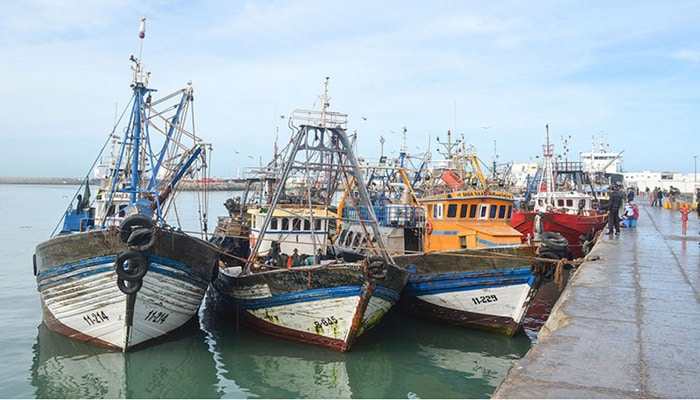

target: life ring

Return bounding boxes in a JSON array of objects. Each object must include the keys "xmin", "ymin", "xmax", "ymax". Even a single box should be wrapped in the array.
[
  {"xmin": 115, "ymin": 251, "xmax": 149, "ymax": 282},
  {"xmin": 426, "ymin": 221, "xmax": 433, "ymax": 235},
  {"xmin": 119, "ymin": 214, "xmax": 154, "ymax": 244}
]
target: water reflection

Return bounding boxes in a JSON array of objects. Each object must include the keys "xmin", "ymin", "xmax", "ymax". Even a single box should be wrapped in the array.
[
  {"xmin": 352, "ymin": 313, "xmax": 532, "ymax": 398},
  {"xmin": 202, "ymin": 289, "xmax": 532, "ymax": 399},
  {"xmin": 31, "ymin": 289, "xmax": 535, "ymax": 399},
  {"xmin": 30, "ymin": 322, "xmax": 221, "ymax": 399}
]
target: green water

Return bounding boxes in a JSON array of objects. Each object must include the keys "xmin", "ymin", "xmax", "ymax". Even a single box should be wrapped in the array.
[{"xmin": 2, "ymin": 184, "xmax": 536, "ymax": 398}]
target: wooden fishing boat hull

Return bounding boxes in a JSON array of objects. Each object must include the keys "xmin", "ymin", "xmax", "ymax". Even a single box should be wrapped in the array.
[
  {"xmin": 393, "ymin": 246, "xmax": 539, "ymax": 336},
  {"xmin": 33, "ymin": 228, "xmax": 219, "ymax": 351},
  {"xmin": 210, "ymin": 262, "xmax": 409, "ymax": 352},
  {"xmin": 511, "ymin": 211, "xmax": 608, "ymax": 258}
]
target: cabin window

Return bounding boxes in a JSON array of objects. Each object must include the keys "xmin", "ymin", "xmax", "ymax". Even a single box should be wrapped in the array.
[
  {"xmin": 566, "ymin": 199, "xmax": 574, "ymax": 207},
  {"xmin": 459, "ymin": 204, "xmax": 468, "ymax": 218},
  {"xmin": 557, "ymin": 199, "xmax": 565, "ymax": 207},
  {"xmin": 281, "ymin": 218, "xmax": 289, "ymax": 230},
  {"xmin": 270, "ymin": 218, "xmax": 277, "ymax": 230},
  {"xmin": 489, "ymin": 205, "xmax": 497, "ymax": 219},
  {"xmin": 433, "ymin": 204, "xmax": 444, "ymax": 219},
  {"xmin": 460, "ymin": 235, "xmax": 467, "ymax": 248},
  {"xmin": 352, "ymin": 233, "xmax": 361, "ymax": 247},
  {"xmin": 315, "ymin": 219, "xmax": 322, "ymax": 231},
  {"xmin": 447, "ymin": 204, "xmax": 458, "ymax": 218},
  {"xmin": 507, "ymin": 205, "xmax": 512, "ymax": 218},
  {"xmin": 292, "ymin": 218, "xmax": 301, "ymax": 230},
  {"xmin": 498, "ymin": 205, "xmax": 506, "ymax": 219},
  {"xmin": 478, "ymin": 204, "xmax": 489, "ymax": 219},
  {"xmin": 538, "ymin": 199, "xmax": 544, "ymax": 207},
  {"xmin": 304, "ymin": 219, "xmax": 310, "ymax": 230},
  {"xmin": 469, "ymin": 204, "xmax": 477, "ymax": 218}
]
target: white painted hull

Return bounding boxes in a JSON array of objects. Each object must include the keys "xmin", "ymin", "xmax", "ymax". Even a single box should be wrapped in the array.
[
  {"xmin": 414, "ymin": 281, "xmax": 534, "ymax": 324},
  {"xmin": 40, "ymin": 258, "xmax": 206, "ymax": 349},
  {"xmin": 34, "ymin": 229, "xmax": 218, "ymax": 351},
  {"xmin": 394, "ymin": 247, "xmax": 539, "ymax": 335},
  {"xmin": 212, "ymin": 262, "xmax": 408, "ymax": 352}
]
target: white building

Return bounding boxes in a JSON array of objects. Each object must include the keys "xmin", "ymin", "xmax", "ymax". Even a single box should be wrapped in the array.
[{"xmin": 623, "ymin": 171, "xmax": 699, "ymax": 195}]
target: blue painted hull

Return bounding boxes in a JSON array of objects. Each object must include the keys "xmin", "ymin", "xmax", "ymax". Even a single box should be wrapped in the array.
[
  {"xmin": 34, "ymin": 228, "xmax": 218, "ymax": 351},
  {"xmin": 394, "ymin": 246, "xmax": 539, "ymax": 336}
]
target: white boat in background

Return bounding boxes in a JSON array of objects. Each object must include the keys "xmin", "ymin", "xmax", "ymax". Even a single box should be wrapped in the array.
[
  {"xmin": 33, "ymin": 18, "xmax": 219, "ymax": 352},
  {"xmin": 512, "ymin": 125, "xmax": 608, "ymax": 258}
]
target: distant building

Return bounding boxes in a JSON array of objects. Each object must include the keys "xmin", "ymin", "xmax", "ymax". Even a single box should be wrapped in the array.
[{"xmin": 623, "ymin": 171, "xmax": 699, "ymax": 194}]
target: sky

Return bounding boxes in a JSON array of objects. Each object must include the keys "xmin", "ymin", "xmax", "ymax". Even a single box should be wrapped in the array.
[{"xmin": 1, "ymin": 0, "xmax": 699, "ymax": 179}]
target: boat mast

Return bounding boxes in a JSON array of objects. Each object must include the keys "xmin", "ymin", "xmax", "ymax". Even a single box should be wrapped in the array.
[
  {"xmin": 129, "ymin": 17, "xmax": 149, "ymax": 204},
  {"xmin": 320, "ymin": 76, "xmax": 330, "ymax": 128},
  {"xmin": 541, "ymin": 124, "xmax": 555, "ymax": 205}
]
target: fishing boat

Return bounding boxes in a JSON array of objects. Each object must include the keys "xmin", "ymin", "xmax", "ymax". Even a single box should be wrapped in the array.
[
  {"xmin": 511, "ymin": 125, "xmax": 608, "ymax": 258},
  {"xmin": 210, "ymin": 78, "xmax": 409, "ymax": 352},
  {"xmin": 333, "ymin": 163, "xmax": 425, "ymax": 260},
  {"xmin": 385, "ymin": 131, "xmax": 547, "ymax": 336},
  {"xmin": 333, "ymin": 131, "xmax": 551, "ymax": 336},
  {"xmin": 32, "ymin": 18, "xmax": 219, "ymax": 352}
]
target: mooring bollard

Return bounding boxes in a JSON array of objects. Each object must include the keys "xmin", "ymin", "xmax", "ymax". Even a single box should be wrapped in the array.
[{"xmin": 680, "ymin": 205, "xmax": 690, "ymax": 236}]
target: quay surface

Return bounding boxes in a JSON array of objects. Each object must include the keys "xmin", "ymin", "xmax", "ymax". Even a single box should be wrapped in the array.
[{"xmin": 494, "ymin": 201, "xmax": 700, "ymax": 398}]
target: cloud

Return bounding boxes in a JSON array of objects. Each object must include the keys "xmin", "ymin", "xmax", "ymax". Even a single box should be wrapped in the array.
[{"xmin": 1, "ymin": 0, "xmax": 700, "ymax": 178}]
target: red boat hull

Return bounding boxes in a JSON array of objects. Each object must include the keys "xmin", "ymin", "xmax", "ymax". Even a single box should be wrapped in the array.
[{"xmin": 511, "ymin": 211, "xmax": 608, "ymax": 258}]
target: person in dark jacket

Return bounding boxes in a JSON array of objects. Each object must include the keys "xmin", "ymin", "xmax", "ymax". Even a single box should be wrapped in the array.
[{"xmin": 607, "ymin": 185, "xmax": 624, "ymax": 234}]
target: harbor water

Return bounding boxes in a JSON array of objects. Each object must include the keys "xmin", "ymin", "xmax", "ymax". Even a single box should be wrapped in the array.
[{"xmin": 1, "ymin": 184, "xmax": 548, "ymax": 398}]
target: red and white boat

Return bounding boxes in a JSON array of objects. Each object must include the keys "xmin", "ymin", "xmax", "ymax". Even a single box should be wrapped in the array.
[{"xmin": 512, "ymin": 126, "xmax": 608, "ymax": 258}]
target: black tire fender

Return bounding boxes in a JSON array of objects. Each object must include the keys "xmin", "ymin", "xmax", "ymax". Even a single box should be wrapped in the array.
[
  {"xmin": 115, "ymin": 251, "xmax": 149, "ymax": 282},
  {"xmin": 127, "ymin": 227, "xmax": 156, "ymax": 252},
  {"xmin": 533, "ymin": 249, "xmax": 560, "ymax": 281},
  {"xmin": 117, "ymin": 278, "xmax": 142, "ymax": 295},
  {"xmin": 541, "ymin": 231, "xmax": 569, "ymax": 252},
  {"xmin": 119, "ymin": 214, "xmax": 154, "ymax": 244}
]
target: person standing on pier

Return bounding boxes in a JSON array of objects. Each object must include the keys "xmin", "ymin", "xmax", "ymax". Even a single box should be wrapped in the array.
[{"xmin": 607, "ymin": 185, "xmax": 623, "ymax": 235}]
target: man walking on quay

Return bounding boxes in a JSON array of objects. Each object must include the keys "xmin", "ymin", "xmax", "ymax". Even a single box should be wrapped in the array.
[{"xmin": 607, "ymin": 184, "xmax": 624, "ymax": 234}]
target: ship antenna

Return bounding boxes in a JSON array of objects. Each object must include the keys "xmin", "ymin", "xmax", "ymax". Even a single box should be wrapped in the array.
[
  {"xmin": 319, "ymin": 77, "xmax": 331, "ymax": 128},
  {"xmin": 131, "ymin": 17, "xmax": 148, "ymax": 87},
  {"xmin": 543, "ymin": 124, "xmax": 553, "ymax": 158},
  {"xmin": 138, "ymin": 17, "xmax": 146, "ymax": 62}
]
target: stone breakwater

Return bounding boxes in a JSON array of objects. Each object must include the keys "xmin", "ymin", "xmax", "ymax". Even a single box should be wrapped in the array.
[
  {"xmin": 0, "ymin": 177, "xmax": 82, "ymax": 185},
  {"xmin": 0, "ymin": 177, "xmax": 250, "ymax": 191}
]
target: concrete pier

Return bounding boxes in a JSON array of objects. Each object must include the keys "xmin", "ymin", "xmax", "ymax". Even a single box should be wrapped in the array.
[{"xmin": 494, "ymin": 201, "xmax": 700, "ymax": 398}]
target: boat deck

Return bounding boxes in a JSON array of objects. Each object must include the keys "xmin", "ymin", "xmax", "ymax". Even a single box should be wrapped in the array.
[{"xmin": 494, "ymin": 199, "xmax": 700, "ymax": 398}]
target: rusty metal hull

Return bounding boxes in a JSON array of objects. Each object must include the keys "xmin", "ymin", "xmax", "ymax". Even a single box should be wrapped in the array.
[
  {"xmin": 394, "ymin": 246, "xmax": 539, "ymax": 336},
  {"xmin": 211, "ymin": 262, "xmax": 409, "ymax": 352},
  {"xmin": 34, "ymin": 228, "xmax": 219, "ymax": 351}
]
